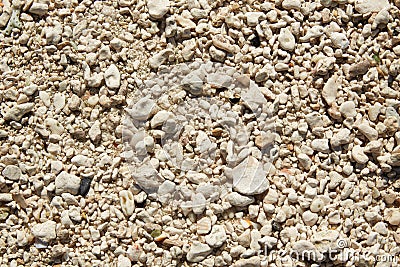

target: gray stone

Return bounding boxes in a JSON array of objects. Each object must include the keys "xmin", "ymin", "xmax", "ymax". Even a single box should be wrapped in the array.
[
  {"xmin": 352, "ymin": 145, "xmax": 369, "ymax": 164},
  {"xmin": 2, "ymin": 165, "xmax": 21, "ymax": 181},
  {"xmin": 104, "ymin": 64, "xmax": 121, "ymax": 89},
  {"xmin": 29, "ymin": 2, "xmax": 48, "ymax": 16},
  {"xmin": 205, "ymin": 225, "xmax": 227, "ymax": 248},
  {"xmin": 302, "ymin": 211, "xmax": 318, "ymax": 226},
  {"xmin": 226, "ymin": 192, "xmax": 255, "ymax": 207},
  {"xmin": 127, "ymin": 97, "xmax": 156, "ymax": 121},
  {"xmin": 89, "ymin": 121, "xmax": 102, "ymax": 143},
  {"xmin": 192, "ymin": 193, "xmax": 207, "ymax": 214},
  {"xmin": 206, "ymin": 73, "xmax": 233, "ymax": 89},
  {"xmin": 330, "ymin": 32, "xmax": 349, "ymax": 49},
  {"xmin": 241, "ymin": 82, "xmax": 267, "ymax": 113},
  {"xmin": 55, "ymin": 171, "xmax": 81, "ymax": 195},
  {"xmin": 298, "ymin": 153, "xmax": 312, "ymax": 170},
  {"xmin": 149, "ymin": 49, "xmax": 173, "ymax": 68},
  {"xmin": 339, "ymin": 101, "xmax": 356, "ymax": 118},
  {"xmin": 232, "ymin": 156, "xmax": 269, "ymax": 195},
  {"xmin": 331, "ymin": 128, "xmax": 351, "ymax": 147},
  {"xmin": 181, "ymin": 73, "xmax": 204, "ymax": 95},
  {"xmin": 356, "ymin": 122, "xmax": 378, "ymax": 141},
  {"xmin": 132, "ymin": 163, "xmax": 165, "ymax": 193},
  {"xmin": 311, "ymin": 139, "xmax": 330, "ymax": 153},
  {"xmin": 187, "ymin": 242, "xmax": 212, "ymax": 262},
  {"xmin": 147, "ymin": 0, "xmax": 170, "ymax": 19}
]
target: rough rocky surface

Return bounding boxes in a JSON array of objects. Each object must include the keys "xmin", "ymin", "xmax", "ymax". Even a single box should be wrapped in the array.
[{"xmin": 1, "ymin": 0, "xmax": 400, "ymax": 266}]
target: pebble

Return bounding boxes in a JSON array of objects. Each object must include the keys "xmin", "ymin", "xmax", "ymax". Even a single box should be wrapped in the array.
[
  {"xmin": 2, "ymin": 165, "xmax": 21, "ymax": 181},
  {"xmin": 339, "ymin": 101, "xmax": 357, "ymax": 118},
  {"xmin": 104, "ymin": 64, "xmax": 121, "ymax": 90},
  {"xmin": 322, "ymin": 75, "xmax": 338, "ymax": 106},
  {"xmin": 120, "ymin": 190, "xmax": 135, "ymax": 216},
  {"xmin": 232, "ymin": 156, "xmax": 269, "ymax": 195},
  {"xmin": 385, "ymin": 209, "xmax": 400, "ymax": 226},
  {"xmin": 348, "ymin": 60, "xmax": 370, "ymax": 79},
  {"xmin": 185, "ymin": 172, "xmax": 207, "ymax": 185},
  {"xmin": 373, "ymin": 222, "xmax": 388, "ymax": 236},
  {"xmin": 330, "ymin": 32, "xmax": 349, "ymax": 49},
  {"xmin": 45, "ymin": 23, "xmax": 62, "ymax": 45},
  {"xmin": 132, "ymin": 163, "xmax": 165, "ymax": 193},
  {"xmin": 310, "ymin": 197, "xmax": 325, "ymax": 213},
  {"xmin": 209, "ymin": 46, "xmax": 226, "ymax": 62},
  {"xmin": 331, "ymin": 128, "xmax": 351, "ymax": 147},
  {"xmin": 186, "ymin": 242, "xmax": 212, "ymax": 262},
  {"xmin": 328, "ymin": 171, "xmax": 343, "ymax": 190},
  {"xmin": 118, "ymin": 255, "xmax": 132, "ymax": 267},
  {"xmin": 149, "ymin": 49, "xmax": 174, "ymax": 69},
  {"xmin": 212, "ymin": 34, "xmax": 236, "ymax": 53},
  {"xmin": 390, "ymin": 152, "xmax": 400, "ymax": 167},
  {"xmin": 31, "ymin": 220, "xmax": 56, "ymax": 243},
  {"xmin": 368, "ymin": 103, "xmax": 381, "ymax": 121},
  {"xmin": 302, "ymin": 210, "xmax": 318, "ymax": 226},
  {"xmin": 355, "ymin": 0, "xmax": 389, "ymax": 14},
  {"xmin": 78, "ymin": 178, "xmax": 92, "ymax": 197},
  {"xmin": 29, "ymin": 3, "xmax": 48, "ymax": 16},
  {"xmin": 278, "ymin": 28, "xmax": 296, "ymax": 51},
  {"xmin": 205, "ymin": 225, "xmax": 227, "ymax": 248},
  {"xmin": 264, "ymin": 189, "xmax": 279, "ymax": 204},
  {"xmin": 207, "ymin": 73, "xmax": 233, "ymax": 89},
  {"xmin": 4, "ymin": 103, "xmax": 34, "ymax": 121},
  {"xmin": 226, "ymin": 192, "xmax": 254, "ymax": 207},
  {"xmin": 352, "ymin": 145, "xmax": 369, "ymax": 164},
  {"xmin": 197, "ymin": 217, "xmax": 212, "ymax": 235},
  {"xmin": 23, "ymin": 84, "xmax": 38, "ymax": 96},
  {"xmin": 192, "ymin": 193, "xmax": 207, "ymax": 214},
  {"xmin": 53, "ymin": 93, "xmax": 65, "ymax": 113},
  {"xmin": 89, "ymin": 121, "xmax": 102, "ymax": 143},
  {"xmin": 373, "ymin": 9, "xmax": 390, "ymax": 29},
  {"xmin": 328, "ymin": 210, "xmax": 341, "ymax": 225},
  {"xmin": 297, "ymin": 153, "xmax": 312, "ymax": 170},
  {"xmin": 181, "ymin": 73, "xmax": 204, "ymax": 95},
  {"xmin": 311, "ymin": 139, "xmax": 330, "ymax": 153},
  {"xmin": 245, "ymin": 12, "xmax": 265, "ymax": 27},
  {"xmin": 356, "ymin": 122, "xmax": 378, "ymax": 141},
  {"xmin": 0, "ymin": 193, "xmax": 13, "ymax": 202},
  {"xmin": 282, "ymin": 0, "xmax": 302, "ymax": 11},
  {"xmin": 312, "ymin": 230, "xmax": 339, "ymax": 251},
  {"xmin": 55, "ymin": 171, "xmax": 81, "ymax": 195}
]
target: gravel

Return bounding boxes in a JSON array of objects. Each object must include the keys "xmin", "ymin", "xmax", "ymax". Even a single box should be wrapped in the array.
[{"xmin": 1, "ymin": 0, "xmax": 400, "ymax": 266}]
